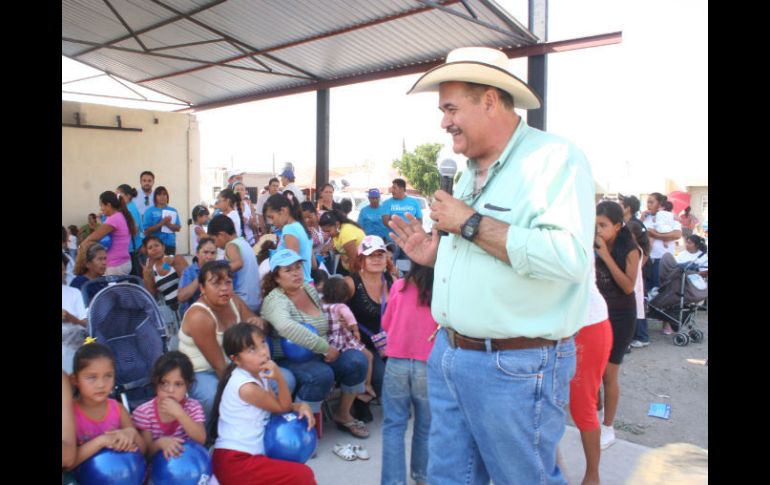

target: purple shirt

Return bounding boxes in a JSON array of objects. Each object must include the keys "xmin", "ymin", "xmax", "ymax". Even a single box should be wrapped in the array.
[{"xmin": 105, "ymin": 212, "xmax": 131, "ymax": 267}]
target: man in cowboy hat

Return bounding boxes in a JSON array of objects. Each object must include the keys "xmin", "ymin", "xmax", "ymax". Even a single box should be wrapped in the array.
[{"xmin": 389, "ymin": 46, "xmax": 596, "ymax": 485}]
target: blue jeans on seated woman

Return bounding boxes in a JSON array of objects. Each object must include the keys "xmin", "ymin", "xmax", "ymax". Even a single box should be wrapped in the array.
[
  {"xmin": 277, "ymin": 349, "xmax": 368, "ymax": 413},
  {"xmin": 427, "ymin": 329, "xmax": 576, "ymax": 485},
  {"xmin": 381, "ymin": 358, "xmax": 431, "ymax": 485},
  {"xmin": 189, "ymin": 367, "xmax": 296, "ymax": 425}
]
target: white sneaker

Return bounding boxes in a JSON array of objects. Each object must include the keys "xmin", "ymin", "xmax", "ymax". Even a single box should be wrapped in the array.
[
  {"xmin": 630, "ymin": 340, "xmax": 650, "ymax": 348},
  {"xmin": 600, "ymin": 424, "xmax": 616, "ymax": 450}
]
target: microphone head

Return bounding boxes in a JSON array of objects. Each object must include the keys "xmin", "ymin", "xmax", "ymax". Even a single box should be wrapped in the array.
[{"xmin": 438, "ymin": 158, "xmax": 458, "ymax": 177}]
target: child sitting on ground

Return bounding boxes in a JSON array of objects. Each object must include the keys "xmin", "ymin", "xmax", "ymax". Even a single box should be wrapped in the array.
[
  {"xmin": 321, "ymin": 276, "xmax": 376, "ymax": 402},
  {"xmin": 67, "ymin": 341, "xmax": 146, "ymax": 469},
  {"xmin": 210, "ymin": 323, "xmax": 316, "ymax": 485},
  {"xmin": 131, "ymin": 351, "xmax": 206, "ymax": 459}
]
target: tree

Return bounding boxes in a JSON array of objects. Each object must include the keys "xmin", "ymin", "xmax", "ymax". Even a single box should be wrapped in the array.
[{"xmin": 392, "ymin": 143, "xmax": 443, "ymax": 197}]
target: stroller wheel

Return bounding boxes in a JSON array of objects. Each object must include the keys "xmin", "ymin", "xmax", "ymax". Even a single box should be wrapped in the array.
[
  {"xmin": 689, "ymin": 329, "xmax": 704, "ymax": 343},
  {"xmin": 673, "ymin": 333, "xmax": 690, "ymax": 347}
]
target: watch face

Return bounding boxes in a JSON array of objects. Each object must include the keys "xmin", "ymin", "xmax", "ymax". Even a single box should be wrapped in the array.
[{"xmin": 462, "ymin": 225, "xmax": 474, "ymax": 238}]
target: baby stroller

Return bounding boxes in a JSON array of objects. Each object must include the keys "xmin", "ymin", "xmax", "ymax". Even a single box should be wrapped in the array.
[
  {"xmin": 81, "ymin": 274, "xmax": 144, "ymax": 307},
  {"xmin": 647, "ymin": 253, "xmax": 708, "ymax": 346},
  {"xmin": 87, "ymin": 278, "xmax": 168, "ymax": 410}
]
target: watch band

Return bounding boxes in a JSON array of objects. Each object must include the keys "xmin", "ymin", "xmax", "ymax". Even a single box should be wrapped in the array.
[{"xmin": 461, "ymin": 212, "xmax": 482, "ymax": 241}]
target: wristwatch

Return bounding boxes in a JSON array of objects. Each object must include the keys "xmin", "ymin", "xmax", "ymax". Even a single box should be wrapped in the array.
[{"xmin": 460, "ymin": 212, "xmax": 483, "ymax": 241}]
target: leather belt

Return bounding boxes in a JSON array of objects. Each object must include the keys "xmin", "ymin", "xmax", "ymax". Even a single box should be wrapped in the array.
[{"xmin": 445, "ymin": 328, "xmax": 570, "ymax": 351}]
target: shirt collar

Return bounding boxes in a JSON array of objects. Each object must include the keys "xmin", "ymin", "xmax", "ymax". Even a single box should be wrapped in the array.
[{"xmin": 465, "ymin": 116, "xmax": 529, "ymax": 174}]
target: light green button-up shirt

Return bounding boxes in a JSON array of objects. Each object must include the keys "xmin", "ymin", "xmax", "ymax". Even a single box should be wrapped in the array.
[{"xmin": 432, "ymin": 120, "xmax": 595, "ymax": 340}]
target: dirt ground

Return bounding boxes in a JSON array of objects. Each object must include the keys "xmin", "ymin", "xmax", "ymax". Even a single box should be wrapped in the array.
[{"xmin": 567, "ymin": 310, "xmax": 709, "ymax": 449}]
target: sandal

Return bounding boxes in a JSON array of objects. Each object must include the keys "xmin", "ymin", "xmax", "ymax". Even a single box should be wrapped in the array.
[
  {"xmin": 334, "ymin": 419, "xmax": 370, "ymax": 439},
  {"xmin": 333, "ymin": 443, "xmax": 357, "ymax": 461},
  {"xmin": 351, "ymin": 444, "xmax": 369, "ymax": 460}
]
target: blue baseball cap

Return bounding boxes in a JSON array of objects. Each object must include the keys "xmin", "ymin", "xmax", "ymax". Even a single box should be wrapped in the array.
[
  {"xmin": 368, "ymin": 188, "xmax": 380, "ymax": 198},
  {"xmin": 269, "ymin": 248, "xmax": 304, "ymax": 271},
  {"xmin": 279, "ymin": 169, "xmax": 295, "ymax": 179}
]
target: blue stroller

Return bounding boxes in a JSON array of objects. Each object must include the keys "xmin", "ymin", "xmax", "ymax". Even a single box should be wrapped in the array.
[
  {"xmin": 81, "ymin": 274, "xmax": 144, "ymax": 307},
  {"xmin": 87, "ymin": 278, "xmax": 167, "ymax": 410}
]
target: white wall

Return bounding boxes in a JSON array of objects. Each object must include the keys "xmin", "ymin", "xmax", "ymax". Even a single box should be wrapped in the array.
[{"xmin": 62, "ymin": 101, "xmax": 200, "ymax": 254}]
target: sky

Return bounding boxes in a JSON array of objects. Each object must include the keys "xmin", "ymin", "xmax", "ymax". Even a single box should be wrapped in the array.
[{"xmin": 62, "ymin": 0, "xmax": 708, "ymax": 194}]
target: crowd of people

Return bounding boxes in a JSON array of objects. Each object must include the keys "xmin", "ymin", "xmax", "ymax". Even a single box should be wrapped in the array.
[{"xmin": 62, "ymin": 46, "xmax": 707, "ymax": 485}]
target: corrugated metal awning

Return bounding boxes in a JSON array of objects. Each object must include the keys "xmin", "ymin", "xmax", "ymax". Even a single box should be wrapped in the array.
[{"xmin": 62, "ymin": 0, "xmax": 539, "ymax": 110}]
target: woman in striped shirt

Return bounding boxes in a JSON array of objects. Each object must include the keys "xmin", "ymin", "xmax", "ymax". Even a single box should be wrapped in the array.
[{"xmin": 142, "ymin": 236, "xmax": 188, "ymax": 311}]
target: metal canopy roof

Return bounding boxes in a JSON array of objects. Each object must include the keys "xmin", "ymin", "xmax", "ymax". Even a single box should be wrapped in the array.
[{"xmin": 62, "ymin": 0, "xmax": 539, "ymax": 111}]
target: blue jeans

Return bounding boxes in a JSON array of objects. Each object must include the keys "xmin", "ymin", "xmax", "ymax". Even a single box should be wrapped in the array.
[
  {"xmin": 381, "ymin": 358, "xmax": 431, "ymax": 485},
  {"xmin": 427, "ymin": 329, "xmax": 576, "ymax": 485},
  {"xmin": 189, "ymin": 370, "xmax": 219, "ymax": 425},
  {"xmin": 633, "ymin": 318, "xmax": 649, "ymax": 343},
  {"xmin": 189, "ymin": 367, "xmax": 296, "ymax": 425},
  {"xmin": 278, "ymin": 349, "xmax": 367, "ymax": 413}
]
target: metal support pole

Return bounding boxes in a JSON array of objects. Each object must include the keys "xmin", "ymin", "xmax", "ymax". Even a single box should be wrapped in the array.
[
  {"xmin": 528, "ymin": 0, "xmax": 547, "ymax": 130},
  {"xmin": 316, "ymin": 89, "xmax": 330, "ymax": 197}
]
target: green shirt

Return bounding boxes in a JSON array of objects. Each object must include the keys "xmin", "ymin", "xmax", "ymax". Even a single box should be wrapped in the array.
[
  {"xmin": 261, "ymin": 283, "xmax": 330, "ymax": 358},
  {"xmin": 432, "ymin": 120, "xmax": 595, "ymax": 340}
]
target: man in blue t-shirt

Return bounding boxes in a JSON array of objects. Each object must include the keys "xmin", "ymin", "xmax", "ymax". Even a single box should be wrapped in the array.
[
  {"xmin": 358, "ymin": 188, "xmax": 390, "ymax": 241},
  {"xmin": 381, "ymin": 178, "xmax": 423, "ymax": 227},
  {"xmin": 382, "ymin": 178, "xmax": 423, "ymax": 262}
]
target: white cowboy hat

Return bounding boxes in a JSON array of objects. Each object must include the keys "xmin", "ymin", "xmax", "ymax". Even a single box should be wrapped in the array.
[{"xmin": 407, "ymin": 47, "xmax": 541, "ymax": 110}]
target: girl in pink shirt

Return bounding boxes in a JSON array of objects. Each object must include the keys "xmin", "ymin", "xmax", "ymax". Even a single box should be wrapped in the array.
[
  {"xmin": 67, "ymin": 342, "xmax": 146, "ymax": 470},
  {"xmin": 380, "ymin": 262, "xmax": 438, "ymax": 485}
]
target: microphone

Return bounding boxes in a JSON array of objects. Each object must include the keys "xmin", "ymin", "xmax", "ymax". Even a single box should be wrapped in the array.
[{"xmin": 437, "ymin": 158, "xmax": 458, "ymax": 236}]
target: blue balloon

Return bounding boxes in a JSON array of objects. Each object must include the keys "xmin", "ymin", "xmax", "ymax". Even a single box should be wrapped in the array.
[
  {"xmin": 99, "ymin": 234, "xmax": 113, "ymax": 250},
  {"xmin": 280, "ymin": 323, "xmax": 318, "ymax": 362},
  {"xmin": 77, "ymin": 448, "xmax": 146, "ymax": 485},
  {"xmin": 264, "ymin": 412, "xmax": 318, "ymax": 464},
  {"xmin": 151, "ymin": 440, "xmax": 212, "ymax": 485}
]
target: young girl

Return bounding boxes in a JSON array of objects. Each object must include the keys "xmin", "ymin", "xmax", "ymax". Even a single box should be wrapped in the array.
[
  {"xmin": 142, "ymin": 236, "xmax": 185, "ymax": 312},
  {"xmin": 380, "ymin": 262, "xmax": 437, "ymax": 485},
  {"xmin": 188, "ymin": 205, "xmax": 210, "ymax": 258},
  {"xmin": 321, "ymin": 276, "xmax": 376, "ymax": 402},
  {"xmin": 210, "ymin": 323, "xmax": 316, "ymax": 485},
  {"xmin": 594, "ymin": 201, "xmax": 640, "ymax": 450},
  {"xmin": 68, "ymin": 342, "xmax": 146, "ymax": 469},
  {"xmin": 131, "ymin": 351, "xmax": 206, "ymax": 459},
  {"xmin": 216, "ymin": 188, "xmax": 246, "ymax": 241}
]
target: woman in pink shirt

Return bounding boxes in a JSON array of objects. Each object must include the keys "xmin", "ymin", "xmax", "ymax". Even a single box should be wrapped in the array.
[
  {"xmin": 380, "ymin": 262, "xmax": 437, "ymax": 485},
  {"xmin": 81, "ymin": 191, "xmax": 137, "ymax": 275}
]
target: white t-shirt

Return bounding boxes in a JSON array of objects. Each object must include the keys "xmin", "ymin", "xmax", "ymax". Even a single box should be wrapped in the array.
[
  {"xmin": 634, "ymin": 255, "xmax": 645, "ymax": 319},
  {"xmin": 214, "ymin": 367, "xmax": 271, "ymax": 455},
  {"xmin": 258, "ymin": 258, "xmax": 271, "ymax": 280},
  {"xmin": 653, "ymin": 210, "xmax": 675, "ymax": 233},
  {"xmin": 242, "ymin": 202, "xmax": 255, "ymax": 245},
  {"xmin": 643, "ymin": 213, "xmax": 682, "ymax": 259},
  {"xmin": 587, "ymin": 260, "xmax": 609, "ymax": 325},
  {"xmin": 281, "ymin": 184, "xmax": 305, "ymax": 203},
  {"xmin": 68, "ymin": 235, "xmax": 78, "ymax": 251},
  {"xmin": 190, "ymin": 224, "xmax": 203, "ymax": 253},
  {"xmin": 226, "ymin": 210, "xmax": 243, "ymax": 240},
  {"xmin": 62, "ymin": 284, "xmax": 87, "ymax": 320},
  {"xmin": 676, "ymin": 250, "xmax": 708, "ymax": 271}
]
